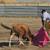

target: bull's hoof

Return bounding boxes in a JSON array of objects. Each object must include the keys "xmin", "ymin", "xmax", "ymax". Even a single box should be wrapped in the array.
[{"xmin": 18, "ymin": 44, "xmax": 26, "ymax": 48}]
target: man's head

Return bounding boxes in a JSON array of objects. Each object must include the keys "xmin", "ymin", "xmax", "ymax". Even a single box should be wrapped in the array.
[{"xmin": 41, "ymin": 9, "xmax": 46, "ymax": 14}]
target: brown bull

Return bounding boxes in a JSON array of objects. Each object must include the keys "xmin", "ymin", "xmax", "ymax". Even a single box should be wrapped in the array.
[{"xmin": 1, "ymin": 23, "xmax": 33, "ymax": 47}]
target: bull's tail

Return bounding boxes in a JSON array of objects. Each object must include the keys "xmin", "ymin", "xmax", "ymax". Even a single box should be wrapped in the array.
[{"xmin": 1, "ymin": 23, "xmax": 12, "ymax": 30}]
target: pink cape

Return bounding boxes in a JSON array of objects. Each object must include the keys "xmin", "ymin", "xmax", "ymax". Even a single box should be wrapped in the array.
[{"xmin": 32, "ymin": 27, "xmax": 50, "ymax": 47}]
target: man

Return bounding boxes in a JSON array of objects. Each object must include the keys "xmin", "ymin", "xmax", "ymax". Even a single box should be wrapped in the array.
[
  {"xmin": 32, "ymin": 10, "xmax": 50, "ymax": 47},
  {"xmin": 41, "ymin": 9, "xmax": 50, "ymax": 29}
]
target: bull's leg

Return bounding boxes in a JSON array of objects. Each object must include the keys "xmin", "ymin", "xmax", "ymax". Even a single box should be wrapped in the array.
[
  {"xmin": 26, "ymin": 34, "xmax": 32, "ymax": 45},
  {"xmin": 29, "ymin": 38, "xmax": 32, "ymax": 45},
  {"xmin": 9, "ymin": 33, "xmax": 15, "ymax": 47},
  {"xmin": 19, "ymin": 32, "xmax": 25, "ymax": 46},
  {"xmin": 19, "ymin": 38, "xmax": 24, "ymax": 46},
  {"xmin": 28, "ymin": 37, "xmax": 32, "ymax": 45}
]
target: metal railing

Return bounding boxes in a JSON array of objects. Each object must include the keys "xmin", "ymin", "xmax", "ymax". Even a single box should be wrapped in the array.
[{"xmin": 0, "ymin": 2, "xmax": 50, "ymax": 17}]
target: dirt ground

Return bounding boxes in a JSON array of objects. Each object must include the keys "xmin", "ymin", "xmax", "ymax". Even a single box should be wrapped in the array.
[
  {"xmin": 0, "ymin": 42, "xmax": 50, "ymax": 50},
  {"xmin": 0, "ymin": 17, "xmax": 50, "ymax": 50}
]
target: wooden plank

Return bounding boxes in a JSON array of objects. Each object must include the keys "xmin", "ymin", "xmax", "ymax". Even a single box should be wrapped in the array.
[{"xmin": 0, "ymin": 40, "xmax": 29, "ymax": 43}]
